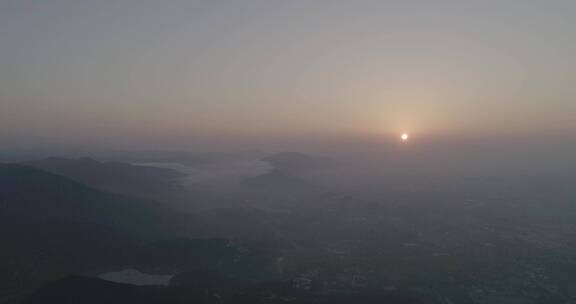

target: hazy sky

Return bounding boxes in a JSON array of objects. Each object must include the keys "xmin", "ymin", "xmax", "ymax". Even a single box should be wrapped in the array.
[{"xmin": 1, "ymin": 0, "xmax": 575, "ymax": 150}]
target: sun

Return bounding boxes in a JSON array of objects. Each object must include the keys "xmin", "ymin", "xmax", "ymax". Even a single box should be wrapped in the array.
[{"xmin": 401, "ymin": 133, "xmax": 409, "ymax": 141}]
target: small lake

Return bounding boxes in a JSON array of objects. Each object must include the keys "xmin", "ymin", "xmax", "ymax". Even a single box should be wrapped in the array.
[{"xmin": 98, "ymin": 269, "xmax": 173, "ymax": 286}]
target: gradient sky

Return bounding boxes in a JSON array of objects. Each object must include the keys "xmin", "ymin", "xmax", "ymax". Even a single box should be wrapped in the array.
[{"xmin": 1, "ymin": 0, "xmax": 575, "ymax": 150}]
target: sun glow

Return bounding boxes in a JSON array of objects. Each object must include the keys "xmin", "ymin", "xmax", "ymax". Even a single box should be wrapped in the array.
[{"xmin": 401, "ymin": 133, "xmax": 409, "ymax": 141}]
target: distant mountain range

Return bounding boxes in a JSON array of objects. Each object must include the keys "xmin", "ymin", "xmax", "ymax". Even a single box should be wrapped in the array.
[
  {"xmin": 243, "ymin": 169, "xmax": 318, "ymax": 194},
  {"xmin": 261, "ymin": 152, "xmax": 337, "ymax": 175},
  {"xmin": 1, "ymin": 155, "xmax": 447, "ymax": 304},
  {"xmin": 241, "ymin": 152, "xmax": 337, "ymax": 194},
  {"xmin": 0, "ymin": 164, "xmax": 200, "ymax": 299},
  {"xmin": 22, "ymin": 157, "xmax": 186, "ymax": 200},
  {"xmin": 0, "ymin": 163, "xmax": 197, "ymax": 238}
]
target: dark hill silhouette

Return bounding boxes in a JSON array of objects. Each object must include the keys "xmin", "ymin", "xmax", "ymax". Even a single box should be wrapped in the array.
[
  {"xmin": 0, "ymin": 164, "xmax": 196, "ymax": 239},
  {"xmin": 0, "ymin": 218, "xmax": 135, "ymax": 301},
  {"xmin": 22, "ymin": 157, "xmax": 186, "ymax": 200},
  {"xmin": 0, "ymin": 164, "xmax": 200, "ymax": 300},
  {"xmin": 22, "ymin": 275, "xmax": 433, "ymax": 304}
]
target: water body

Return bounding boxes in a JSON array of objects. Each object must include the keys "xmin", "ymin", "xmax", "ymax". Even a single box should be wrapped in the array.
[{"xmin": 98, "ymin": 269, "xmax": 173, "ymax": 286}]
